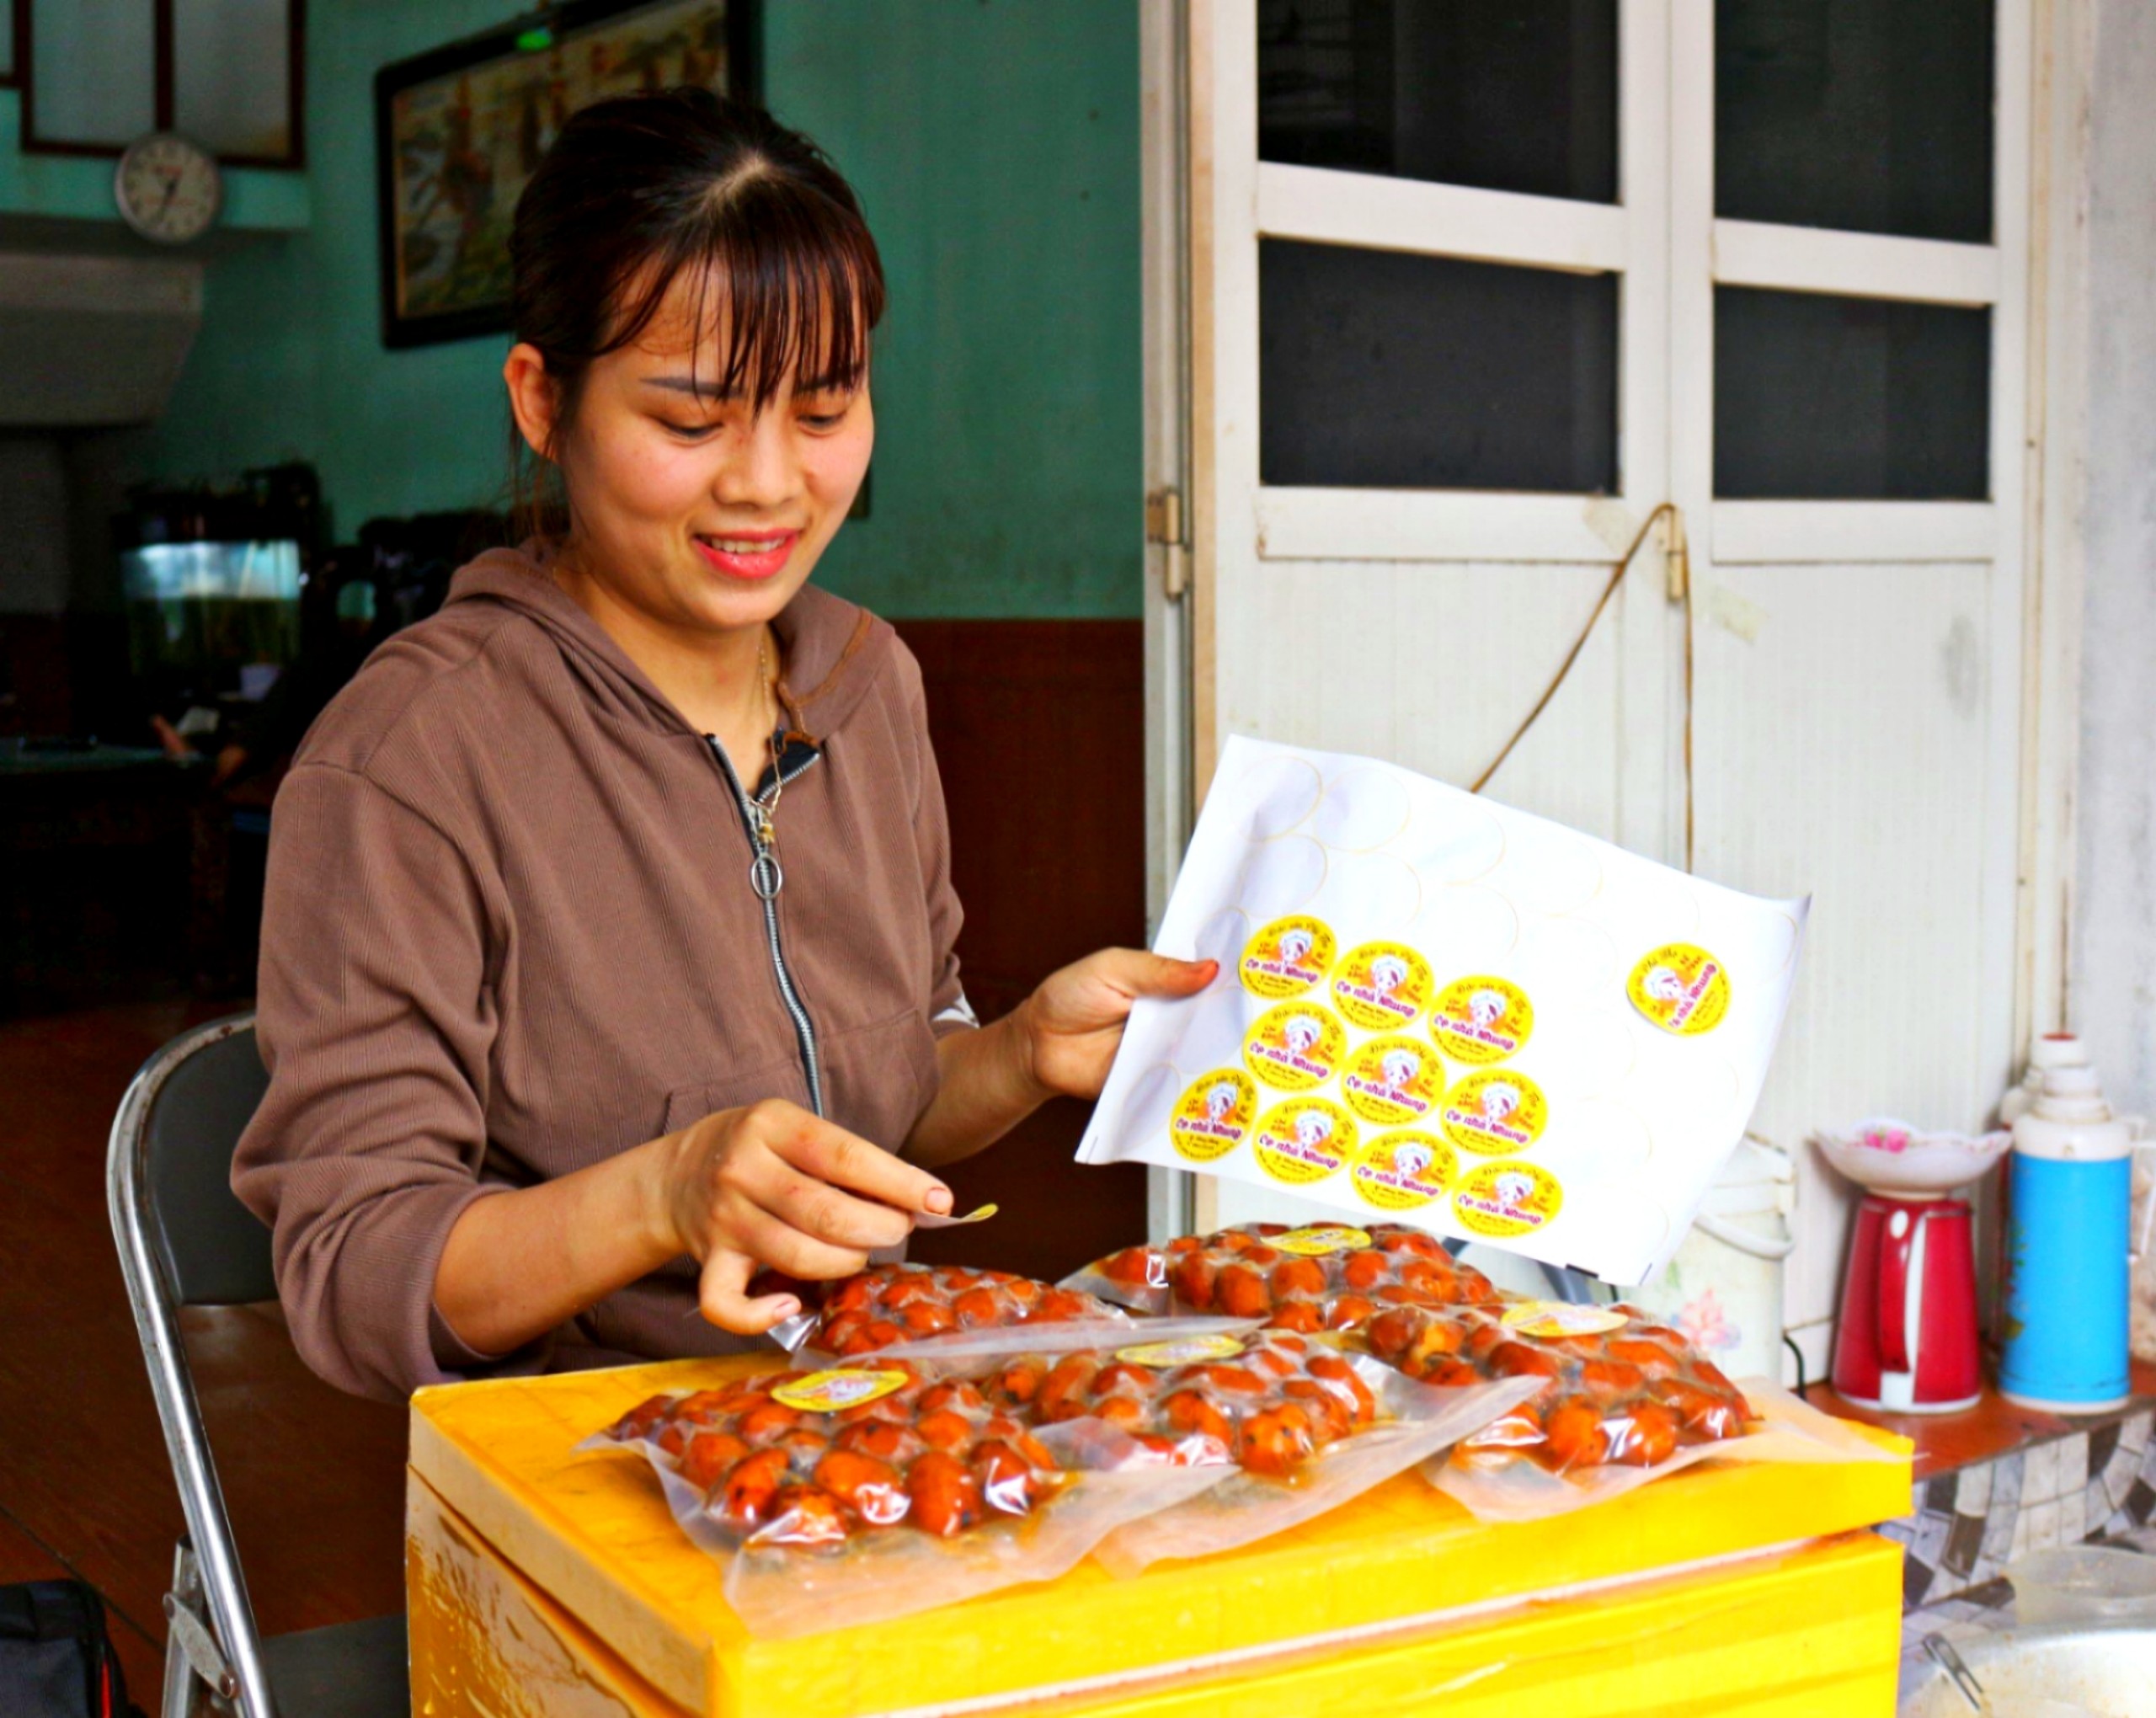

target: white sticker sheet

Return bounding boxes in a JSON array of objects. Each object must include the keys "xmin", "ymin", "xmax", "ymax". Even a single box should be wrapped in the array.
[{"xmin": 1076, "ymin": 737, "xmax": 1809, "ymax": 1286}]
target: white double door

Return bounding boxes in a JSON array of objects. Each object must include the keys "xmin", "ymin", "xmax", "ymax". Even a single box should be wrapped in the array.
[{"xmin": 1165, "ymin": 0, "xmax": 2034, "ymax": 1357}]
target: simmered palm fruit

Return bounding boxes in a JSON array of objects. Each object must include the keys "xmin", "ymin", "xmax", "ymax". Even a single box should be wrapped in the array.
[
  {"xmin": 610, "ymin": 1361, "xmax": 1067, "ymax": 1550},
  {"xmin": 1359, "ymin": 1303, "xmax": 1751, "ymax": 1472},
  {"xmin": 810, "ymin": 1262, "xmax": 1121, "ymax": 1357},
  {"xmin": 991, "ymin": 1329, "xmax": 1385, "ymax": 1479},
  {"xmin": 1079, "ymin": 1223, "xmax": 1498, "ymax": 1327}
]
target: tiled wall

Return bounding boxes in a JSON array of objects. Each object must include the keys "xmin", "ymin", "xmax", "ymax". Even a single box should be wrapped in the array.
[{"xmin": 1888, "ymin": 1407, "xmax": 2156, "ymax": 1608}]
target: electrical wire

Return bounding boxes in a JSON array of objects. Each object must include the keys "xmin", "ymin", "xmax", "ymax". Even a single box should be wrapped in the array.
[{"xmin": 1467, "ymin": 500, "xmax": 1696, "ymax": 873}]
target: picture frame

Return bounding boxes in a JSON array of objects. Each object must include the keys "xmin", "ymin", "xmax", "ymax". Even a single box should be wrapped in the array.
[{"xmin": 375, "ymin": 0, "xmax": 757, "ymax": 349}]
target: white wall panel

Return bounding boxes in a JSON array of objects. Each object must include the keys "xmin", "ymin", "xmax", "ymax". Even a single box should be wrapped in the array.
[{"xmin": 1691, "ymin": 562, "xmax": 2018, "ymax": 1338}]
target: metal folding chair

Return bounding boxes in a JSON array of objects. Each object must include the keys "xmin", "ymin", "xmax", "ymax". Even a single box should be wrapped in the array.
[{"xmin": 107, "ymin": 1012, "xmax": 408, "ymax": 1717}]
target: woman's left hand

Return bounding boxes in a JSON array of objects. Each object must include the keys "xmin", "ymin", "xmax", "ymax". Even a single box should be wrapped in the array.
[{"xmin": 1017, "ymin": 949, "xmax": 1218, "ymax": 1102}]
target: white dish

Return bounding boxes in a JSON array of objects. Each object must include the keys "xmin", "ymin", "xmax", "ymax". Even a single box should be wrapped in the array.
[{"xmin": 1812, "ymin": 1118, "xmax": 2010, "ymax": 1198}]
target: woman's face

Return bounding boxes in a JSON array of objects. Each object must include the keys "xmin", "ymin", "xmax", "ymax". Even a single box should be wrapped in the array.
[{"xmin": 508, "ymin": 269, "xmax": 874, "ymax": 638}]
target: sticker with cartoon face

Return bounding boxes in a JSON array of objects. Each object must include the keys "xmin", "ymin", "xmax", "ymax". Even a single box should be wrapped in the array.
[
  {"xmin": 1438, "ymin": 1069, "xmax": 1549, "ymax": 1157},
  {"xmin": 1627, "ymin": 943, "xmax": 1732, "ymax": 1035},
  {"xmin": 1117, "ymin": 1333, "xmax": 1250, "ymax": 1366},
  {"xmin": 1251, "ymin": 1098, "xmax": 1357, "ymax": 1185},
  {"xmin": 1430, "ymin": 975, "xmax": 1535, "ymax": 1064},
  {"xmin": 1351, "ymin": 1132, "xmax": 1456, "ymax": 1211},
  {"xmin": 771, "ymin": 1368, "xmax": 913, "ymax": 1412},
  {"xmin": 1498, "ymin": 1300, "xmax": 1628, "ymax": 1338},
  {"xmin": 1168, "ymin": 1069, "xmax": 1258, "ymax": 1164},
  {"xmin": 1340, "ymin": 1035, "xmax": 1444, "ymax": 1127},
  {"xmin": 1331, "ymin": 942, "xmax": 1433, "ymax": 1032},
  {"xmin": 1239, "ymin": 915, "xmax": 1337, "ymax": 1000},
  {"xmin": 1452, "ymin": 1160, "xmax": 1564, "ymax": 1238},
  {"xmin": 1270, "ymin": 1224, "xmax": 1373, "ymax": 1256},
  {"xmin": 1242, "ymin": 1001, "xmax": 1348, "ymax": 1091}
]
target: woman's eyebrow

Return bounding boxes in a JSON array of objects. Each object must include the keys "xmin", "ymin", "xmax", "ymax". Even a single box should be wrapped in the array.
[{"xmin": 641, "ymin": 376, "xmax": 739, "ymax": 398}]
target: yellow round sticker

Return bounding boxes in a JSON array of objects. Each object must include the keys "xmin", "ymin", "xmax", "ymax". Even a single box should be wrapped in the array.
[
  {"xmin": 1499, "ymin": 1300, "xmax": 1628, "ymax": 1339},
  {"xmin": 1269, "ymin": 1223, "xmax": 1374, "ymax": 1256},
  {"xmin": 1628, "ymin": 943, "xmax": 1732, "ymax": 1035},
  {"xmin": 1239, "ymin": 915, "xmax": 1337, "ymax": 1000},
  {"xmin": 1438, "ymin": 1069, "xmax": 1550, "ymax": 1157},
  {"xmin": 1330, "ymin": 942, "xmax": 1434, "ymax": 1032},
  {"xmin": 1430, "ymin": 976, "xmax": 1535, "ymax": 1064},
  {"xmin": 1251, "ymin": 1098, "xmax": 1357, "ymax": 1185},
  {"xmin": 1341, "ymin": 1035, "xmax": 1444, "ymax": 1126},
  {"xmin": 1243, "ymin": 1001, "xmax": 1348, "ymax": 1091},
  {"xmin": 1452, "ymin": 1161, "xmax": 1564, "ymax": 1238},
  {"xmin": 771, "ymin": 1368, "xmax": 912, "ymax": 1413},
  {"xmin": 1116, "ymin": 1333, "xmax": 1249, "ymax": 1367},
  {"xmin": 1168, "ymin": 1070, "xmax": 1258, "ymax": 1164},
  {"xmin": 1351, "ymin": 1133, "xmax": 1456, "ymax": 1211}
]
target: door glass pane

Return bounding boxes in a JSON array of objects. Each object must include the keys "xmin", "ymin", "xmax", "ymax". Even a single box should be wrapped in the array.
[
  {"xmin": 1258, "ymin": 0, "xmax": 1618, "ymax": 204},
  {"xmin": 1716, "ymin": 0, "xmax": 1993, "ymax": 243},
  {"xmin": 1262, "ymin": 239, "xmax": 1619, "ymax": 492},
  {"xmin": 27, "ymin": 0, "xmax": 154, "ymax": 147},
  {"xmin": 1714, "ymin": 287, "xmax": 1988, "ymax": 499},
  {"xmin": 175, "ymin": 0, "xmax": 293, "ymax": 161}
]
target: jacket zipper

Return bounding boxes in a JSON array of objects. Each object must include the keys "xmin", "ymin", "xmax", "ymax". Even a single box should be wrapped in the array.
[{"xmin": 707, "ymin": 736, "xmax": 826, "ymax": 1117}]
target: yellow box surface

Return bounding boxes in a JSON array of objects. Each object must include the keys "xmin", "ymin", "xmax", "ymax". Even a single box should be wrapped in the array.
[{"xmin": 409, "ymin": 1355, "xmax": 1913, "ymax": 1718}]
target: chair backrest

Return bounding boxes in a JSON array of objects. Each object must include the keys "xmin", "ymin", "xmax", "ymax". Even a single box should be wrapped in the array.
[{"xmin": 133, "ymin": 1015, "xmax": 275, "ymax": 1306}]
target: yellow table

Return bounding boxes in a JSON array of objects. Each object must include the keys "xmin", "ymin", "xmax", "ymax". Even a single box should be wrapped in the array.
[{"xmin": 408, "ymin": 1355, "xmax": 1915, "ymax": 1718}]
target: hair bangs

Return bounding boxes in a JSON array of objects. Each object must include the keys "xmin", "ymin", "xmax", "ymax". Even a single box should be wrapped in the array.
[{"xmin": 606, "ymin": 171, "xmax": 883, "ymax": 411}]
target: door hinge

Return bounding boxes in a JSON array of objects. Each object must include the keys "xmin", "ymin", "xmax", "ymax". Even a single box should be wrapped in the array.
[{"xmin": 1145, "ymin": 487, "xmax": 1189, "ymax": 601}]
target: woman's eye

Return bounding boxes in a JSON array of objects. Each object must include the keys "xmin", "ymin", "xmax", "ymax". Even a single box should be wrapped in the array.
[
  {"xmin": 798, "ymin": 411, "xmax": 849, "ymax": 431},
  {"xmin": 659, "ymin": 418, "xmax": 721, "ymax": 440}
]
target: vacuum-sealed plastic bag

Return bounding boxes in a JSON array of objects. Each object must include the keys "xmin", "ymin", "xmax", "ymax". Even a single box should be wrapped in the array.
[
  {"xmin": 1359, "ymin": 1299, "xmax": 1896, "ymax": 1521},
  {"xmin": 1066, "ymin": 1219, "xmax": 1499, "ymax": 1326},
  {"xmin": 1077, "ymin": 735, "xmax": 1810, "ymax": 1285},
  {"xmin": 759, "ymin": 1260, "xmax": 1129, "ymax": 1358},
  {"xmin": 893, "ymin": 1319, "xmax": 1537, "ymax": 1575},
  {"xmin": 587, "ymin": 1351, "xmax": 1225, "ymax": 1638}
]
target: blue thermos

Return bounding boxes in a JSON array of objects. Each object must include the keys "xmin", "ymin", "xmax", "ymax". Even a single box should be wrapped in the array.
[{"xmin": 1999, "ymin": 1064, "xmax": 2148, "ymax": 1412}]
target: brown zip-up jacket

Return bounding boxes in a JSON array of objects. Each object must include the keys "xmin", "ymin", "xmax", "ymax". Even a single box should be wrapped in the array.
[{"xmin": 232, "ymin": 546, "xmax": 970, "ymax": 1401}]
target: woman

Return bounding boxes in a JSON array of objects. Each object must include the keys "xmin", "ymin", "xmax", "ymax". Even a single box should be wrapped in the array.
[{"xmin": 234, "ymin": 89, "xmax": 1211, "ymax": 1402}]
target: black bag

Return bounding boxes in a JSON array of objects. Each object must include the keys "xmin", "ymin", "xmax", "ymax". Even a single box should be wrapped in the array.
[{"xmin": 0, "ymin": 1581, "xmax": 145, "ymax": 1718}]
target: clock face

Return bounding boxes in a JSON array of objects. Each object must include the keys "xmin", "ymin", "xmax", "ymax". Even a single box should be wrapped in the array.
[{"xmin": 115, "ymin": 134, "xmax": 223, "ymax": 245}]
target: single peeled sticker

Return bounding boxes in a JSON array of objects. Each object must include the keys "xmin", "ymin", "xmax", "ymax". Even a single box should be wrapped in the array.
[
  {"xmin": 1330, "ymin": 942, "xmax": 1433, "ymax": 1032},
  {"xmin": 1430, "ymin": 976, "xmax": 1535, "ymax": 1064},
  {"xmin": 1453, "ymin": 1160, "xmax": 1564, "ymax": 1237},
  {"xmin": 1169, "ymin": 1070, "xmax": 1258, "ymax": 1164},
  {"xmin": 1439, "ymin": 1069, "xmax": 1550, "ymax": 1157},
  {"xmin": 1252, "ymin": 1098, "xmax": 1357, "ymax": 1185},
  {"xmin": 1628, "ymin": 943, "xmax": 1732, "ymax": 1036},
  {"xmin": 1268, "ymin": 1223, "xmax": 1374, "ymax": 1256},
  {"xmin": 1240, "ymin": 915, "xmax": 1336, "ymax": 1000},
  {"xmin": 768, "ymin": 1366, "xmax": 913, "ymax": 1413},
  {"xmin": 1341, "ymin": 1035, "xmax": 1444, "ymax": 1126},
  {"xmin": 1497, "ymin": 1300, "xmax": 1629, "ymax": 1339},
  {"xmin": 1242, "ymin": 1002, "xmax": 1348, "ymax": 1091},
  {"xmin": 1352, "ymin": 1133, "xmax": 1456, "ymax": 1211},
  {"xmin": 1116, "ymin": 1332, "xmax": 1251, "ymax": 1366}
]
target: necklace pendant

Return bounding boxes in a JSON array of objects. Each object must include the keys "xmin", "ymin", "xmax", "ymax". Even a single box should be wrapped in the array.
[{"xmin": 755, "ymin": 804, "xmax": 776, "ymax": 849}]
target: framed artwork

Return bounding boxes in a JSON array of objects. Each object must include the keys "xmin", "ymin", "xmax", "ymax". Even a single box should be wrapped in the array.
[{"xmin": 376, "ymin": 0, "xmax": 756, "ymax": 349}]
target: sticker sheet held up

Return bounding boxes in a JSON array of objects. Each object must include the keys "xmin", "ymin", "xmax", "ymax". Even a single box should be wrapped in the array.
[{"xmin": 1076, "ymin": 737, "xmax": 1809, "ymax": 1286}]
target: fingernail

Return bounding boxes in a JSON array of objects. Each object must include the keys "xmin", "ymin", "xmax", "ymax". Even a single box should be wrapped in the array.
[
  {"xmin": 770, "ymin": 1297, "xmax": 801, "ymax": 1320},
  {"xmin": 926, "ymin": 1187, "xmax": 953, "ymax": 1214}
]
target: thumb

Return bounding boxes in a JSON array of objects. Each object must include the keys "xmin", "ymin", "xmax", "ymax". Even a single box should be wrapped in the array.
[
  {"xmin": 698, "ymin": 1248, "xmax": 803, "ymax": 1336},
  {"xmin": 1130, "ymin": 951, "xmax": 1218, "ymax": 997}
]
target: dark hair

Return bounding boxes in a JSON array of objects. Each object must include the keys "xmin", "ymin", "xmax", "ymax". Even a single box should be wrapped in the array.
[{"xmin": 506, "ymin": 88, "xmax": 885, "ymax": 539}]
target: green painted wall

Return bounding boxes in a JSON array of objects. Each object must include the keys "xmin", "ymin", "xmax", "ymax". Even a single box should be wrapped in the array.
[{"xmin": 137, "ymin": 0, "xmax": 1143, "ymax": 620}]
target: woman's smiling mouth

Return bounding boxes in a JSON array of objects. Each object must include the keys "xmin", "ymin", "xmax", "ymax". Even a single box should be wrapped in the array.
[{"xmin": 692, "ymin": 531, "xmax": 800, "ymax": 581}]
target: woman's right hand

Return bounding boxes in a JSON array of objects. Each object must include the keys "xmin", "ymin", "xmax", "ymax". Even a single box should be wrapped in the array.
[{"xmin": 658, "ymin": 1099, "xmax": 953, "ymax": 1334}]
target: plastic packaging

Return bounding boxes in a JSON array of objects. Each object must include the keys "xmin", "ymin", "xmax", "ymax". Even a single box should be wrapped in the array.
[
  {"xmin": 1076, "ymin": 735, "xmax": 1810, "ymax": 1285},
  {"xmin": 586, "ymin": 1351, "xmax": 1225, "ymax": 1638},
  {"xmin": 886, "ymin": 1318, "xmax": 1536, "ymax": 1574},
  {"xmin": 766, "ymin": 1261, "xmax": 1129, "ymax": 1358},
  {"xmin": 1067, "ymin": 1220, "xmax": 1499, "ymax": 1327},
  {"xmin": 2007, "ymin": 1545, "xmax": 2156, "ymax": 1628}
]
